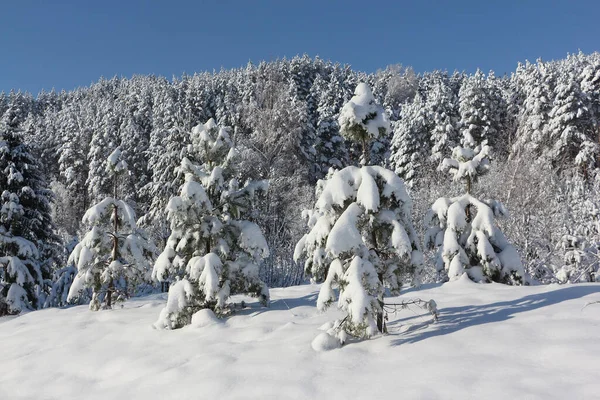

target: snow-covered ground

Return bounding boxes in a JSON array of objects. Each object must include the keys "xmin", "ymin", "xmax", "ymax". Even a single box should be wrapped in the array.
[{"xmin": 1, "ymin": 278, "xmax": 599, "ymax": 400}]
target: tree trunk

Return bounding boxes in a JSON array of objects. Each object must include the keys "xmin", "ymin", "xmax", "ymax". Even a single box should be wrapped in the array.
[
  {"xmin": 107, "ymin": 203, "xmax": 119, "ymax": 309},
  {"xmin": 465, "ymin": 176, "xmax": 472, "ymax": 222},
  {"xmin": 371, "ymin": 231, "xmax": 386, "ymax": 334},
  {"xmin": 107, "ymin": 173, "xmax": 119, "ymax": 309},
  {"xmin": 362, "ymin": 136, "xmax": 369, "ymax": 166},
  {"xmin": 377, "ymin": 271, "xmax": 386, "ymax": 334}
]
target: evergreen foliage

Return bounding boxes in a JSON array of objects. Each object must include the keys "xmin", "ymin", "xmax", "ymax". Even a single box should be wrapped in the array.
[{"xmin": 153, "ymin": 119, "xmax": 269, "ymax": 329}]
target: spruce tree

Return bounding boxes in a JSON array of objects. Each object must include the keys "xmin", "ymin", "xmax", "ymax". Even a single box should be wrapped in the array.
[
  {"xmin": 546, "ymin": 72, "xmax": 597, "ymax": 174},
  {"xmin": 428, "ymin": 74, "xmax": 460, "ymax": 163},
  {"xmin": 153, "ymin": 119, "xmax": 269, "ymax": 329},
  {"xmin": 67, "ymin": 148, "xmax": 154, "ymax": 310},
  {"xmin": 390, "ymin": 94, "xmax": 430, "ymax": 187},
  {"xmin": 0, "ymin": 119, "xmax": 59, "ymax": 315},
  {"xmin": 425, "ymin": 134, "xmax": 524, "ymax": 284},
  {"xmin": 296, "ymin": 84, "xmax": 422, "ymax": 342}
]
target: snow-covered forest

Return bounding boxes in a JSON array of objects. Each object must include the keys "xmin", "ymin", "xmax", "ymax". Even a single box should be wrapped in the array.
[{"xmin": 2, "ymin": 52, "xmax": 600, "ymax": 317}]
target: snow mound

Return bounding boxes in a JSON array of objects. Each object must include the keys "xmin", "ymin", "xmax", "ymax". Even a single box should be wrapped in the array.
[
  {"xmin": 311, "ymin": 332, "xmax": 341, "ymax": 352},
  {"xmin": 190, "ymin": 309, "xmax": 221, "ymax": 328}
]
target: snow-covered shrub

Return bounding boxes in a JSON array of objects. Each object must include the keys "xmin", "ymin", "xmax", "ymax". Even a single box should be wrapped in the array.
[
  {"xmin": 295, "ymin": 165, "xmax": 422, "ymax": 339},
  {"xmin": 153, "ymin": 119, "xmax": 269, "ymax": 329},
  {"xmin": 67, "ymin": 148, "xmax": 154, "ymax": 310},
  {"xmin": 425, "ymin": 137, "xmax": 524, "ymax": 284},
  {"xmin": 556, "ymin": 234, "xmax": 588, "ymax": 283}
]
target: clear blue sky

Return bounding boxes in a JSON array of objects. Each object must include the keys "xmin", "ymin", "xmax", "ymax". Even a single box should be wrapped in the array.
[{"xmin": 1, "ymin": 0, "xmax": 599, "ymax": 95}]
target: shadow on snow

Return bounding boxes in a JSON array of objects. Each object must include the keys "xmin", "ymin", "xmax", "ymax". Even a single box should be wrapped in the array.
[{"xmin": 390, "ymin": 285, "xmax": 600, "ymax": 346}]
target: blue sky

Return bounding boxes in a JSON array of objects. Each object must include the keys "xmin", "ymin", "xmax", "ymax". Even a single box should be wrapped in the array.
[{"xmin": 1, "ymin": 0, "xmax": 599, "ymax": 94}]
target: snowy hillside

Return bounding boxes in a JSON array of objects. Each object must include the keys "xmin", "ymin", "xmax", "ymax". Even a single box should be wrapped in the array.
[{"xmin": 1, "ymin": 280, "xmax": 599, "ymax": 400}]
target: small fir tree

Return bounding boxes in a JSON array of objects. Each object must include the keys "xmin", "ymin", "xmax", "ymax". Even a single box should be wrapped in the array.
[
  {"xmin": 153, "ymin": 119, "xmax": 269, "ymax": 329},
  {"xmin": 67, "ymin": 148, "xmax": 154, "ymax": 310},
  {"xmin": 0, "ymin": 120, "xmax": 59, "ymax": 315},
  {"xmin": 296, "ymin": 84, "xmax": 422, "ymax": 342},
  {"xmin": 425, "ymin": 135, "xmax": 524, "ymax": 284}
]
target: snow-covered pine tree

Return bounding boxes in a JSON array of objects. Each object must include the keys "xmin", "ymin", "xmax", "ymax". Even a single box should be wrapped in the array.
[
  {"xmin": 294, "ymin": 166, "xmax": 422, "ymax": 340},
  {"xmin": 556, "ymin": 234, "xmax": 588, "ymax": 283},
  {"xmin": 296, "ymin": 84, "xmax": 422, "ymax": 341},
  {"xmin": 338, "ymin": 83, "xmax": 391, "ymax": 165},
  {"xmin": 427, "ymin": 73, "xmax": 460, "ymax": 163},
  {"xmin": 458, "ymin": 70, "xmax": 503, "ymax": 149},
  {"xmin": 545, "ymin": 71, "xmax": 597, "ymax": 174},
  {"xmin": 67, "ymin": 148, "xmax": 154, "ymax": 310},
  {"xmin": 390, "ymin": 93, "xmax": 430, "ymax": 187},
  {"xmin": 310, "ymin": 73, "xmax": 348, "ymax": 179},
  {"xmin": 137, "ymin": 81, "xmax": 190, "ymax": 247},
  {"xmin": 425, "ymin": 134, "xmax": 524, "ymax": 284},
  {"xmin": 0, "ymin": 119, "xmax": 59, "ymax": 315},
  {"xmin": 555, "ymin": 173, "xmax": 600, "ymax": 282},
  {"xmin": 511, "ymin": 60, "xmax": 555, "ymax": 159},
  {"xmin": 86, "ymin": 100, "xmax": 122, "ymax": 203},
  {"xmin": 153, "ymin": 119, "xmax": 269, "ymax": 329}
]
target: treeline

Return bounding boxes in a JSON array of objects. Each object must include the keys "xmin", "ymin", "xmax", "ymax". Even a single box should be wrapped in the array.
[{"xmin": 1, "ymin": 52, "xmax": 600, "ymax": 295}]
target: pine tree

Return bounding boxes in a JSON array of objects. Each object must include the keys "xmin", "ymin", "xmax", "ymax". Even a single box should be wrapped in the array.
[
  {"xmin": 428, "ymin": 73, "xmax": 460, "ymax": 163},
  {"xmin": 311, "ymin": 72, "xmax": 349, "ymax": 178},
  {"xmin": 425, "ymin": 135, "xmax": 524, "ymax": 284},
  {"xmin": 0, "ymin": 119, "xmax": 59, "ymax": 315},
  {"xmin": 545, "ymin": 72, "xmax": 597, "ymax": 174},
  {"xmin": 139, "ymin": 122, "xmax": 189, "ymax": 247},
  {"xmin": 295, "ymin": 166, "xmax": 422, "ymax": 340},
  {"xmin": 153, "ymin": 119, "xmax": 269, "ymax": 329},
  {"xmin": 67, "ymin": 148, "xmax": 154, "ymax": 310},
  {"xmin": 458, "ymin": 70, "xmax": 503, "ymax": 149},
  {"xmin": 86, "ymin": 100, "xmax": 122, "ymax": 203},
  {"xmin": 296, "ymin": 84, "xmax": 422, "ymax": 342},
  {"xmin": 511, "ymin": 60, "xmax": 555, "ymax": 158},
  {"xmin": 390, "ymin": 94, "xmax": 430, "ymax": 187}
]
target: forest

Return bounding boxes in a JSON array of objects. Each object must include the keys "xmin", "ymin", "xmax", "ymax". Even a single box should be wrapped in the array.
[{"xmin": 1, "ymin": 51, "xmax": 600, "ymax": 318}]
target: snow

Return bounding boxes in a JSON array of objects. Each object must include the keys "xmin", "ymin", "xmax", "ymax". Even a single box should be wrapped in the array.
[
  {"xmin": 325, "ymin": 202, "xmax": 364, "ymax": 256},
  {"xmin": 356, "ymin": 167, "xmax": 379, "ymax": 211},
  {"xmin": 154, "ymin": 279, "xmax": 194, "ymax": 329},
  {"xmin": 82, "ymin": 197, "xmax": 137, "ymax": 230},
  {"xmin": 6, "ymin": 283, "xmax": 29, "ymax": 313},
  {"xmin": 1, "ymin": 282, "xmax": 599, "ymax": 399},
  {"xmin": 232, "ymin": 220, "xmax": 270, "ymax": 260},
  {"xmin": 189, "ymin": 253, "xmax": 223, "ymax": 305},
  {"xmin": 190, "ymin": 308, "xmax": 221, "ymax": 328},
  {"xmin": 311, "ymin": 332, "xmax": 341, "ymax": 351},
  {"xmin": 106, "ymin": 147, "xmax": 128, "ymax": 173},
  {"xmin": 337, "ymin": 256, "xmax": 379, "ymax": 337},
  {"xmin": 338, "ymin": 83, "xmax": 391, "ymax": 140}
]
